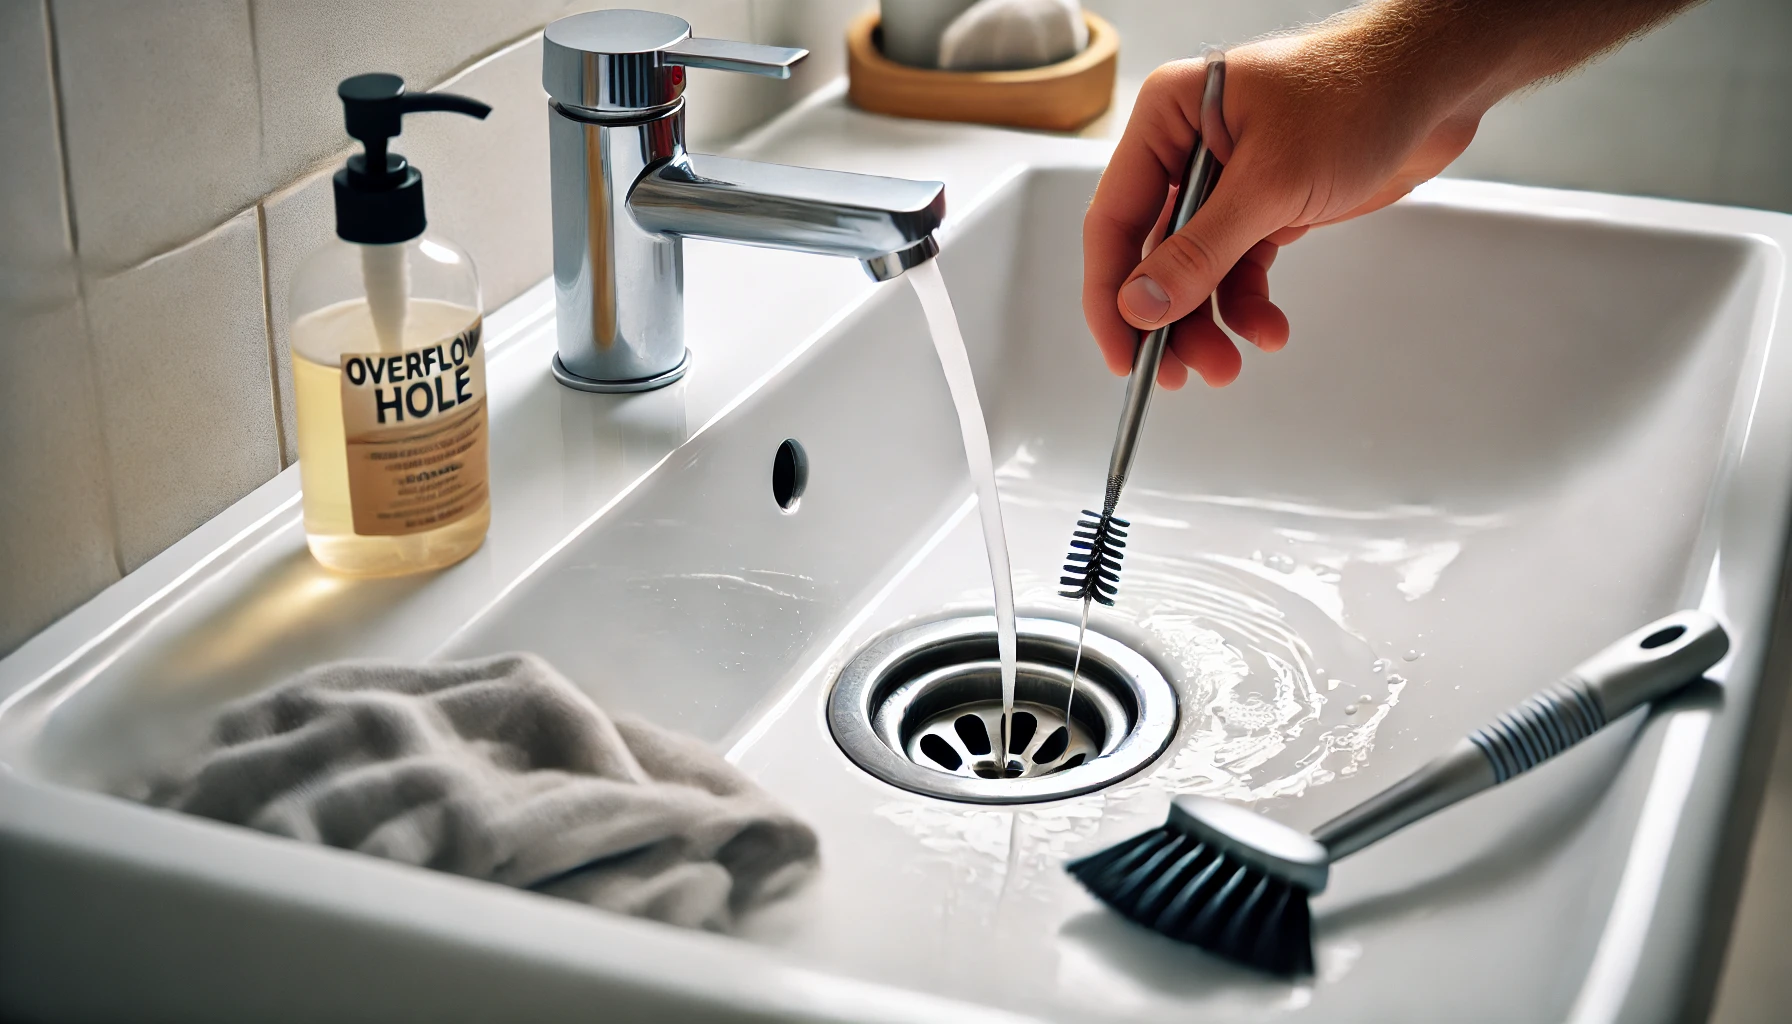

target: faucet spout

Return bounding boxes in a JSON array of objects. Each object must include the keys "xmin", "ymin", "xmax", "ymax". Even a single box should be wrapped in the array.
[{"xmin": 629, "ymin": 155, "xmax": 945, "ymax": 281}]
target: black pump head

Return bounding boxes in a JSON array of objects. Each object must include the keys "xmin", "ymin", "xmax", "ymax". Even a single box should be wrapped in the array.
[{"xmin": 333, "ymin": 73, "xmax": 491, "ymax": 244}]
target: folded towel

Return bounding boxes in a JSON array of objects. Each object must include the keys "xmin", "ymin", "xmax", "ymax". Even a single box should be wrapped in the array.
[{"xmin": 148, "ymin": 653, "xmax": 819, "ymax": 931}]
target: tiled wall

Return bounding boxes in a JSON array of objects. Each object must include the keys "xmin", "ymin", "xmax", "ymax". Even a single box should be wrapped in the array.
[
  {"xmin": 0, "ymin": 0, "xmax": 867, "ymax": 655},
  {"xmin": 3, "ymin": 0, "xmax": 1789, "ymax": 656}
]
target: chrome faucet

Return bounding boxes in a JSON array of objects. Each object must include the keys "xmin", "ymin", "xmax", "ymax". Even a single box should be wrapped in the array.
[{"xmin": 542, "ymin": 9, "xmax": 947, "ymax": 393}]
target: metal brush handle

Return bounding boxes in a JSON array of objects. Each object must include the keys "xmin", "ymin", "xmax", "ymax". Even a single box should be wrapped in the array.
[
  {"xmin": 1103, "ymin": 51, "xmax": 1228, "ymax": 505},
  {"xmin": 1312, "ymin": 610, "xmax": 1728, "ymax": 860}
]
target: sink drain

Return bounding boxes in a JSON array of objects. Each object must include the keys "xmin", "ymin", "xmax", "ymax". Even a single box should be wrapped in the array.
[{"xmin": 828, "ymin": 616, "xmax": 1177, "ymax": 804}]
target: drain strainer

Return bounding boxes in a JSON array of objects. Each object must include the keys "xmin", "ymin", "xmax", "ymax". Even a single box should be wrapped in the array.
[{"xmin": 828, "ymin": 616, "xmax": 1177, "ymax": 803}]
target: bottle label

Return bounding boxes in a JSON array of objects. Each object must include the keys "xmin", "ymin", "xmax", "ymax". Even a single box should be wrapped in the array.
[{"xmin": 338, "ymin": 320, "xmax": 488, "ymax": 536}]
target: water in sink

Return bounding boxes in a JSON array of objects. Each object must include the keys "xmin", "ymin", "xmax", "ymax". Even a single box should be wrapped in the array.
[{"xmin": 908, "ymin": 260, "xmax": 1022, "ymax": 767}]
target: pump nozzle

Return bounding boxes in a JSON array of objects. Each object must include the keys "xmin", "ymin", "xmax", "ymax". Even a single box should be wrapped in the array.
[{"xmin": 333, "ymin": 73, "xmax": 490, "ymax": 244}]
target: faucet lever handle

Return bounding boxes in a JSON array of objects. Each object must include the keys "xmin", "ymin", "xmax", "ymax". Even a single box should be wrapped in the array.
[{"xmin": 663, "ymin": 38, "xmax": 807, "ymax": 79}]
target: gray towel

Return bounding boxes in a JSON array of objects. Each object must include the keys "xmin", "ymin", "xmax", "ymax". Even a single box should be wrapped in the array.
[{"xmin": 149, "ymin": 653, "xmax": 818, "ymax": 931}]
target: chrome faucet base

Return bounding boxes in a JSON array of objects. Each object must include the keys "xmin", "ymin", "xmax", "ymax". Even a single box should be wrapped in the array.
[{"xmin": 550, "ymin": 350, "xmax": 691, "ymax": 394}]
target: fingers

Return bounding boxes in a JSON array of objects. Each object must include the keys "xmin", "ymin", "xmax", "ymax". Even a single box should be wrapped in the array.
[
  {"xmin": 1166, "ymin": 302, "xmax": 1242, "ymax": 386},
  {"xmin": 1117, "ymin": 152, "xmax": 1301, "ymax": 333},
  {"xmin": 1155, "ymin": 348, "xmax": 1188, "ymax": 390},
  {"xmin": 1142, "ymin": 186, "xmax": 1178, "ymax": 259},
  {"xmin": 1084, "ymin": 62, "xmax": 1209, "ymax": 376},
  {"xmin": 1215, "ymin": 240, "xmax": 1289, "ymax": 352}
]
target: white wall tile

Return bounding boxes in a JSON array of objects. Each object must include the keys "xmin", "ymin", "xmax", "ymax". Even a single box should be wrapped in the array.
[
  {"xmin": 412, "ymin": 34, "xmax": 556, "ymax": 314},
  {"xmin": 0, "ymin": 301, "xmax": 121, "ymax": 653},
  {"xmin": 249, "ymin": 0, "xmax": 575, "ymax": 192},
  {"xmin": 1714, "ymin": 69, "xmax": 1792, "ymax": 215},
  {"xmin": 50, "ymin": 0, "xmax": 262, "ymax": 274},
  {"xmin": 3, "ymin": 0, "xmax": 78, "ymax": 311},
  {"xmin": 84, "ymin": 210, "xmax": 280, "ymax": 571},
  {"xmin": 0, "ymin": 0, "xmax": 119, "ymax": 655},
  {"xmin": 1450, "ymin": 68, "xmax": 1729, "ymax": 205},
  {"xmin": 740, "ymin": 0, "xmax": 871, "ymax": 137},
  {"xmin": 259, "ymin": 170, "xmax": 333, "ymax": 467}
]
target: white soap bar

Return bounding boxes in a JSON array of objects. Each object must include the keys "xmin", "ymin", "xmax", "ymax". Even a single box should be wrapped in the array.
[{"xmin": 937, "ymin": 0, "xmax": 1088, "ymax": 72}]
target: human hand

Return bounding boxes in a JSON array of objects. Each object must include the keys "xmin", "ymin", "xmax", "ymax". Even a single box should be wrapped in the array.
[{"xmin": 1082, "ymin": 31, "xmax": 1486, "ymax": 388}]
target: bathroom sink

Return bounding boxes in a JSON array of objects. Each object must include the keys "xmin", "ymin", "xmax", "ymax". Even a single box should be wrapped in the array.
[{"xmin": 5, "ymin": 96, "xmax": 1792, "ymax": 1023}]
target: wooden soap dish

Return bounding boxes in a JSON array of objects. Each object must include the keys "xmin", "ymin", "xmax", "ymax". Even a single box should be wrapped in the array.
[{"xmin": 846, "ymin": 10, "xmax": 1118, "ymax": 133}]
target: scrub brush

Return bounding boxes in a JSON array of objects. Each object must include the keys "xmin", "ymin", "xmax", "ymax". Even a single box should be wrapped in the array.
[
  {"xmin": 1060, "ymin": 51, "xmax": 1226, "ymax": 620},
  {"xmin": 1066, "ymin": 609, "xmax": 1728, "ymax": 975}
]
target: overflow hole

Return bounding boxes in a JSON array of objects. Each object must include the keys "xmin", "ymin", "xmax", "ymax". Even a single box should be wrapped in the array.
[
  {"xmin": 1641, "ymin": 625, "xmax": 1686, "ymax": 649},
  {"xmin": 772, "ymin": 439, "xmax": 808, "ymax": 512}
]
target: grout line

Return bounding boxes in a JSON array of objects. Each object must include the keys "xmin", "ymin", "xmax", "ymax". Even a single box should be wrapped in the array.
[
  {"xmin": 42, "ymin": 0, "xmax": 79, "ymax": 258},
  {"xmin": 254, "ymin": 203, "xmax": 289, "ymax": 467},
  {"xmin": 42, "ymin": 0, "xmax": 127, "ymax": 581},
  {"xmin": 245, "ymin": 0, "xmax": 266, "ymax": 163}
]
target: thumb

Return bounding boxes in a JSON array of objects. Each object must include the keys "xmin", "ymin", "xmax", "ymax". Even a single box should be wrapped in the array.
[{"xmin": 1117, "ymin": 160, "xmax": 1296, "ymax": 331}]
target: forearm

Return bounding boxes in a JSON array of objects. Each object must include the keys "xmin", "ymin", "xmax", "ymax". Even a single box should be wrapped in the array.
[{"xmin": 1298, "ymin": 0, "xmax": 1705, "ymax": 119}]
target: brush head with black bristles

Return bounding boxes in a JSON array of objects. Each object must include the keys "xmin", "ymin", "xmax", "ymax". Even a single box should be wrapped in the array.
[
  {"xmin": 1060, "ymin": 508, "xmax": 1129, "ymax": 606},
  {"xmin": 1064, "ymin": 796, "xmax": 1330, "ymax": 976}
]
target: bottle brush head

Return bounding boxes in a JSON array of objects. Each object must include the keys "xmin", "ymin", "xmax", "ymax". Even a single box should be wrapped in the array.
[{"xmin": 1059, "ymin": 508, "xmax": 1128, "ymax": 606}]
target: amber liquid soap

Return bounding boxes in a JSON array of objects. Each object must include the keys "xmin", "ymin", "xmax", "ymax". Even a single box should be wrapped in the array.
[{"xmin": 292, "ymin": 298, "xmax": 489, "ymax": 575}]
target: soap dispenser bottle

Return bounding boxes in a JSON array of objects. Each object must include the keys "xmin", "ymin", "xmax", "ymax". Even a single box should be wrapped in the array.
[{"xmin": 289, "ymin": 73, "xmax": 492, "ymax": 576}]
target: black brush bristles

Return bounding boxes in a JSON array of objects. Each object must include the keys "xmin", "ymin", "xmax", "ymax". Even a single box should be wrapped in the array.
[
  {"xmin": 1065, "ymin": 825, "xmax": 1315, "ymax": 975},
  {"xmin": 1059, "ymin": 509, "xmax": 1129, "ymax": 606}
]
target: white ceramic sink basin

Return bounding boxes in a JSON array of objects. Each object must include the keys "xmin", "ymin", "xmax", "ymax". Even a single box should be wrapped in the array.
[{"xmin": 4, "ymin": 99, "xmax": 1792, "ymax": 1023}]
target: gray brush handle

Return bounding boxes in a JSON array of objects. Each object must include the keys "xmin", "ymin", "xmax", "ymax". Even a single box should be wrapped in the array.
[
  {"xmin": 1312, "ymin": 610, "xmax": 1728, "ymax": 860},
  {"xmin": 1103, "ymin": 52, "xmax": 1226, "ymax": 503}
]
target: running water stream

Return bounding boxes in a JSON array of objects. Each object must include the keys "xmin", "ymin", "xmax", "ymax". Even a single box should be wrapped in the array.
[{"xmin": 907, "ymin": 262, "xmax": 1020, "ymax": 768}]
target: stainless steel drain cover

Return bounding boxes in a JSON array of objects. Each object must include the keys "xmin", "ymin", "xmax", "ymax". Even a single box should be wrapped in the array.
[{"xmin": 828, "ymin": 616, "xmax": 1178, "ymax": 803}]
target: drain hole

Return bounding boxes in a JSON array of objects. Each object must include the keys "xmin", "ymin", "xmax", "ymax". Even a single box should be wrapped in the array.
[
  {"xmin": 1034, "ymin": 726, "xmax": 1069, "ymax": 764},
  {"xmin": 972, "ymin": 759, "xmax": 1025, "ymax": 779},
  {"xmin": 955, "ymin": 714, "xmax": 992, "ymax": 755},
  {"xmin": 1052, "ymin": 752, "xmax": 1087, "ymax": 774},
  {"xmin": 918, "ymin": 734, "xmax": 962, "ymax": 771},
  {"xmin": 772, "ymin": 439, "xmax": 808, "ymax": 511},
  {"xmin": 1008, "ymin": 711, "xmax": 1037, "ymax": 753}
]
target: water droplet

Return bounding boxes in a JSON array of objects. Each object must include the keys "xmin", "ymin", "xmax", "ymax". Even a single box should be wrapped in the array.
[
  {"xmin": 1403, "ymin": 650, "xmax": 1422, "ymax": 662},
  {"xmin": 1344, "ymin": 704, "xmax": 1358, "ymax": 715},
  {"xmin": 1326, "ymin": 678, "xmax": 1340, "ymax": 690},
  {"xmin": 1357, "ymin": 694, "xmax": 1372, "ymax": 705},
  {"xmin": 1266, "ymin": 553, "xmax": 1295, "ymax": 573},
  {"xmin": 1371, "ymin": 658, "xmax": 1392, "ymax": 674},
  {"xmin": 1387, "ymin": 674, "xmax": 1407, "ymax": 687},
  {"xmin": 1251, "ymin": 550, "xmax": 1264, "ymax": 563}
]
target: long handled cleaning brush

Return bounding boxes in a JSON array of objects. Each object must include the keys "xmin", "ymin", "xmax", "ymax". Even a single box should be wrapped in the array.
[
  {"xmin": 1060, "ymin": 51, "xmax": 1227, "ymax": 720},
  {"xmin": 1066, "ymin": 609, "xmax": 1728, "ymax": 975}
]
